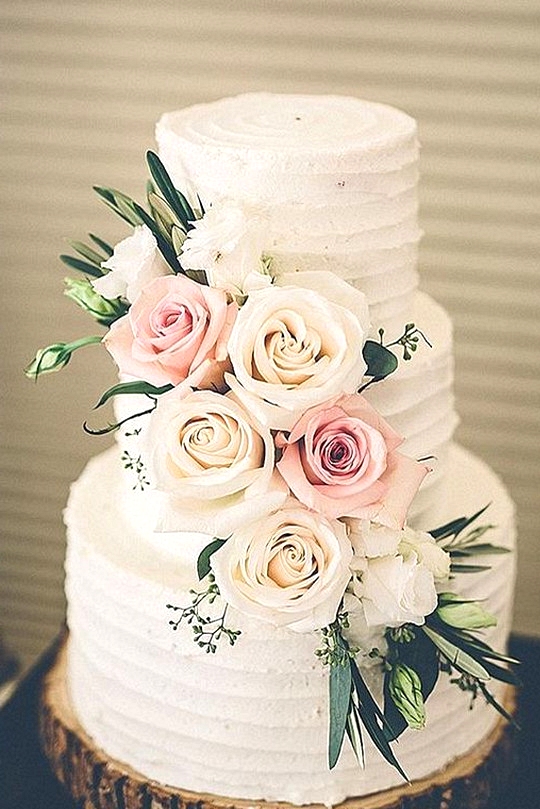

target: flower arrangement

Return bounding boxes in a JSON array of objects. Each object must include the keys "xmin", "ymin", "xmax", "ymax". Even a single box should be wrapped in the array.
[{"xmin": 27, "ymin": 152, "xmax": 519, "ymax": 779}]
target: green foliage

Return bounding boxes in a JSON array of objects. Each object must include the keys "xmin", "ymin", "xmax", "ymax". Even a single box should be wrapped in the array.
[
  {"xmin": 429, "ymin": 505, "xmax": 509, "ymax": 574},
  {"xmin": 64, "ymin": 277, "xmax": 128, "ymax": 326},
  {"xmin": 24, "ymin": 335, "xmax": 102, "ymax": 380},
  {"xmin": 94, "ymin": 381, "xmax": 173, "ymax": 410},
  {"xmin": 121, "ymin": 450, "xmax": 150, "ymax": 491},
  {"xmin": 318, "ymin": 614, "xmax": 407, "ymax": 780},
  {"xmin": 167, "ymin": 574, "xmax": 241, "ymax": 654},
  {"xmin": 197, "ymin": 538, "xmax": 227, "ymax": 581}
]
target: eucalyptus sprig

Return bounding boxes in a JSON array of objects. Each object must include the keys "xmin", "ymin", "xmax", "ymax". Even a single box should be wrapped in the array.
[
  {"xmin": 318, "ymin": 613, "xmax": 407, "ymax": 780},
  {"xmin": 359, "ymin": 322, "xmax": 431, "ymax": 393},
  {"xmin": 166, "ymin": 573, "xmax": 241, "ymax": 654}
]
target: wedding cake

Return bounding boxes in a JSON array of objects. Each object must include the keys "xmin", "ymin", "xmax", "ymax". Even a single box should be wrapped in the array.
[{"xmin": 30, "ymin": 94, "xmax": 517, "ymax": 808}]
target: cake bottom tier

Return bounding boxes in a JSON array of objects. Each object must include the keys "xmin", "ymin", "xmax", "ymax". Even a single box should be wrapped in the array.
[
  {"xmin": 41, "ymin": 640, "xmax": 517, "ymax": 809},
  {"xmin": 64, "ymin": 443, "xmax": 516, "ymax": 807}
]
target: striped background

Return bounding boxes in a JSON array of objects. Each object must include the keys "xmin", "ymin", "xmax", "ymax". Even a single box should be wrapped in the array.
[{"xmin": 1, "ymin": 0, "xmax": 539, "ymax": 668}]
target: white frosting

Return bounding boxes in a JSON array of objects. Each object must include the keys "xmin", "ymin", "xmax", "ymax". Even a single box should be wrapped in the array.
[{"xmin": 65, "ymin": 443, "xmax": 516, "ymax": 806}]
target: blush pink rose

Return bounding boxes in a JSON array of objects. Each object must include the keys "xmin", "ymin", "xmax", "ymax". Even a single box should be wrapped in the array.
[
  {"xmin": 276, "ymin": 394, "xmax": 429, "ymax": 528},
  {"xmin": 104, "ymin": 275, "xmax": 236, "ymax": 388}
]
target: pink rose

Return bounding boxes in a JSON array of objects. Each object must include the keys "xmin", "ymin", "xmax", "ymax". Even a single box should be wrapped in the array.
[
  {"xmin": 104, "ymin": 275, "xmax": 236, "ymax": 388},
  {"xmin": 276, "ymin": 395, "xmax": 429, "ymax": 528}
]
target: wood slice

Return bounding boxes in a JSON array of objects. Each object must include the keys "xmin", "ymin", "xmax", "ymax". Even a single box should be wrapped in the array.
[{"xmin": 40, "ymin": 637, "xmax": 517, "ymax": 809}]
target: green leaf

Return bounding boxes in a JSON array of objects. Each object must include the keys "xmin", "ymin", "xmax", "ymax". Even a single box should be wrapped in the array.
[
  {"xmin": 197, "ymin": 538, "xmax": 227, "ymax": 581},
  {"xmin": 422, "ymin": 626, "xmax": 491, "ymax": 681},
  {"xmin": 450, "ymin": 544, "xmax": 510, "ymax": 557},
  {"xmin": 68, "ymin": 240, "xmax": 105, "ymax": 267},
  {"xmin": 429, "ymin": 504, "xmax": 490, "ymax": 541},
  {"xmin": 93, "ymin": 186, "xmax": 144, "ymax": 228},
  {"xmin": 388, "ymin": 663, "xmax": 426, "ymax": 730},
  {"xmin": 94, "ymin": 381, "xmax": 173, "ymax": 410},
  {"xmin": 146, "ymin": 150, "xmax": 196, "ymax": 229},
  {"xmin": 450, "ymin": 563, "xmax": 491, "ymax": 574},
  {"xmin": 350, "ymin": 663, "xmax": 408, "ymax": 781},
  {"xmin": 362, "ymin": 340, "xmax": 398, "ymax": 381},
  {"xmin": 328, "ymin": 657, "xmax": 352, "ymax": 769},
  {"xmin": 88, "ymin": 233, "xmax": 114, "ymax": 257},
  {"xmin": 60, "ymin": 254, "xmax": 104, "ymax": 278}
]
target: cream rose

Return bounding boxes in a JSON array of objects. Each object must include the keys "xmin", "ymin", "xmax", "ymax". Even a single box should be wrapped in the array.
[
  {"xmin": 211, "ymin": 502, "xmax": 353, "ymax": 632},
  {"xmin": 145, "ymin": 388, "xmax": 288, "ymax": 536},
  {"xmin": 180, "ymin": 199, "xmax": 271, "ymax": 297},
  {"xmin": 226, "ymin": 271, "xmax": 370, "ymax": 430},
  {"xmin": 92, "ymin": 225, "xmax": 171, "ymax": 302}
]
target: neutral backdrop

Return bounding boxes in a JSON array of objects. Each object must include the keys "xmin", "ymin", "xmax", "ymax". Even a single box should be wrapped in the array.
[{"xmin": 1, "ymin": 0, "xmax": 539, "ymax": 668}]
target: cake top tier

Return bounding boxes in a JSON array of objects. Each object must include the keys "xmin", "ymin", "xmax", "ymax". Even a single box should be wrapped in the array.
[{"xmin": 156, "ymin": 93, "xmax": 417, "ymax": 177}]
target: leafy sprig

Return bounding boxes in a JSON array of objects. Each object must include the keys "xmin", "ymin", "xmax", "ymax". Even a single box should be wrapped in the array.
[
  {"xmin": 59, "ymin": 233, "xmax": 114, "ymax": 279},
  {"xmin": 93, "ymin": 151, "xmax": 201, "ymax": 275},
  {"xmin": 359, "ymin": 322, "xmax": 431, "ymax": 393},
  {"xmin": 318, "ymin": 613, "xmax": 407, "ymax": 779},
  {"xmin": 121, "ymin": 450, "xmax": 150, "ymax": 490},
  {"xmin": 167, "ymin": 573, "xmax": 241, "ymax": 654},
  {"xmin": 430, "ymin": 505, "xmax": 510, "ymax": 574}
]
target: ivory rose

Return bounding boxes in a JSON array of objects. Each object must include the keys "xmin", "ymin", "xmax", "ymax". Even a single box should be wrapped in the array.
[
  {"xmin": 226, "ymin": 271, "xmax": 370, "ymax": 430},
  {"xmin": 211, "ymin": 501, "xmax": 353, "ymax": 632},
  {"xmin": 145, "ymin": 389, "xmax": 287, "ymax": 536},
  {"xmin": 180, "ymin": 200, "xmax": 271, "ymax": 297},
  {"xmin": 348, "ymin": 522, "xmax": 450, "ymax": 628},
  {"xmin": 277, "ymin": 394, "xmax": 429, "ymax": 528},
  {"xmin": 104, "ymin": 275, "xmax": 236, "ymax": 388},
  {"xmin": 92, "ymin": 225, "xmax": 171, "ymax": 303}
]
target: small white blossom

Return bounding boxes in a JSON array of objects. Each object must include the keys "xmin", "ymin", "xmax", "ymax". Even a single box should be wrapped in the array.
[{"xmin": 92, "ymin": 225, "xmax": 171, "ymax": 303}]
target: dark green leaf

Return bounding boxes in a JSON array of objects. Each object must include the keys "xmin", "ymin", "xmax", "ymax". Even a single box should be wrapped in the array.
[
  {"xmin": 197, "ymin": 538, "xmax": 227, "ymax": 581},
  {"xmin": 362, "ymin": 340, "xmax": 398, "ymax": 381},
  {"xmin": 478, "ymin": 683, "xmax": 520, "ymax": 727},
  {"xmin": 93, "ymin": 186, "xmax": 143, "ymax": 227},
  {"xmin": 328, "ymin": 658, "xmax": 352, "ymax": 769},
  {"xmin": 88, "ymin": 233, "xmax": 114, "ymax": 257},
  {"xmin": 94, "ymin": 381, "xmax": 174, "ymax": 410},
  {"xmin": 429, "ymin": 504, "xmax": 490, "ymax": 540},
  {"xmin": 422, "ymin": 626, "xmax": 491, "ymax": 680},
  {"xmin": 60, "ymin": 254, "xmax": 103, "ymax": 278},
  {"xmin": 68, "ymin": 240, "xmax": 105, "ymax": 267},
  {"xmin": 146, "ymin": 150, "xmax": 196, "ymax": 228},
  {"xmin": 450, "ymin": 563, "xmax": 491, "ymax": 574},
  {"xmin": 350, "ymin": 663, "xmax": 408, "ymax": 781},
  {"xmin": 450, "ymin": 544, "xmax": 510, "ymax": 557}
]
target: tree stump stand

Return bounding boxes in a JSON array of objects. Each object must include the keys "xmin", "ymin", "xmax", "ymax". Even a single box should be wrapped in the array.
[{"xmin": 40, "ymin": 638, "xmax": 517, "ymax": 809}]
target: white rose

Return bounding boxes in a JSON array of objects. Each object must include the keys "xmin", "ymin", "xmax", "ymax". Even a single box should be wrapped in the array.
[
  {"xmin": 399, "ymin": 526, "xmax": 451, "ymax": 581},
  {"xmin": 226, "ymin": 271, "xmax": 370, "ymax": 430},
  {"xmin": 180, "ymin": 200, "xmax": 270, "ymax": 297},
  {"xmin": 92, "ymin": 225, "xmax": 171, "ymax": 302},
  {"xmin": 348, "ymin": 520, "xmax": 402, "ymax": 559},
  {"xmin": 211, "ymin": 502, "xmax": 353, "ymax": 632},
  {"xmin": 360, "ymin": 553, "xmax": 437, "ymax": 628},
  {"xmin": 145, "ymin": 388, "xmax": 288, "ymax": 536}
]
